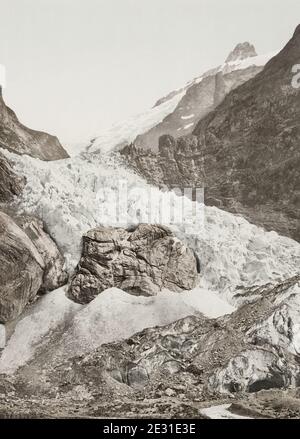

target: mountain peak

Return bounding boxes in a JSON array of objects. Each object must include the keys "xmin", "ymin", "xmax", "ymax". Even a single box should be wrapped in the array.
[{"xmin": 225, "ymin": 42, "xmax": 257, "ymax": 63}]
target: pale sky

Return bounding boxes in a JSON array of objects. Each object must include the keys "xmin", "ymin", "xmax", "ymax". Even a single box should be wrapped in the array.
[{"xmin": 1, "ymin": 0, "xmax": 300, "ymax": 146}]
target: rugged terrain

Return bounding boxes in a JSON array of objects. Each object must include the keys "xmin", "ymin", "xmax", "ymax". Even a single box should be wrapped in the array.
[
  {"xmin": 0, "ymin": 26, "xmax": 299, "ymax": 420},
  {"xmin": 0, "ymin": 276, "xmax": 299, "ymax": 418},
  {"xmin": 0, "ymin": 87, "xmax": 69, "ymax": 161},
  {"xmin": 122, "ymin": 27, "xmax": 300, "ymax": 241},
  {"xmin": 134, "ymin": 43, "xmax": 269, "ymax": 151},
  {"xmin": 0, "ymin": 211, "xmax": 67, "ymax": 325}
]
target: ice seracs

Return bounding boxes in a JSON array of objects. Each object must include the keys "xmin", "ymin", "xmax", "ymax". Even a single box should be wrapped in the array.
[{"xmin": 2, "ymin": 147, "xmax": 300, "ymax": 298}]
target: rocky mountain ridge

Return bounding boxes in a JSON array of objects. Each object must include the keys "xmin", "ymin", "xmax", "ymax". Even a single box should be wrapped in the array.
[
  {"xmin": 133, "ymin": 43, "xmax": 271, "ymax": 151},
  {"xmin": 0, "ymin": 87, "xmax": 69, "ymax": 161},
  {"xmin": 121, "ymin": 26, "xmax": 300, "ymax": 241}
]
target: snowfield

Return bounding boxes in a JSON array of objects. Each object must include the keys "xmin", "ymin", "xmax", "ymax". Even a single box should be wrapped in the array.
[{"xmin": 70, "ymin": 90, "xmax": 186, "ymax": 155}]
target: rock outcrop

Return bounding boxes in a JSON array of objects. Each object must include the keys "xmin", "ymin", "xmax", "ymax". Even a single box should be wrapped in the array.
[
  {"xmin": 0, "ymin": 211, "xmax": 67, "ymax": 323},
  {"xmin": 0, "ymin": 87, "xmax": 69, "ymax": 161},
  {"xmin": 68, "ymin": 224, "xmax": 199, "ymax": 304},
  {"xmin": 225, "ymin": 42, "xmax": 257, "ymax": 63},
  {"xmin": 134, "ymin": 43, "xmax": 265, "ymax": 151},
  {"xmin": 15, "ymin": 215, "xmax": 68, "ymax": 293},
  {"xmin": 122, "ymin": 26, "xmax": 300, "ymax": 241},
  {"xmin": 0, "ymin": 152, "xmax": 25, "ymax": 203}
]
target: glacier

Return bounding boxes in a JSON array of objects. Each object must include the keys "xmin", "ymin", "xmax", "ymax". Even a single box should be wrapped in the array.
[
  {"xmin": 1, "ymin": 144, "xmax": 299, "ymax": 373},
  {"xmin": 3, "ymin": 148, "xmax": 300, "ymax": 297}
]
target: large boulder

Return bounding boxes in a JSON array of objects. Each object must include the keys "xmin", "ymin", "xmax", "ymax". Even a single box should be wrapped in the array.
[
  {"xmin": 68, "ymin": 224, "xmax": 200, "ymax": 304},
  {"xmin": 0, "ymin": 211, "xmax": 67, "ymax": 323}
]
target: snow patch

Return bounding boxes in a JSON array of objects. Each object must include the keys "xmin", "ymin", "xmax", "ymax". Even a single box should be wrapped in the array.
[
  {"xmin": 224, "ymin": 52, "xmax": 277, "ymax": 71},
  {"xmin": 181, "ymin": 114, "xmax": 194, "ymax": 120},
  {"xmin": 200, "ymin": 404, "xmax": 252, "ymax": 419},
  {"xmin": 183, "ymin": 122, "xmax": 194, "ymax": 130}
]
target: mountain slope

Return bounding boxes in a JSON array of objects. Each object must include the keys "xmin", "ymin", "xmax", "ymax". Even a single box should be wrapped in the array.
[
  {"xmin": 134, "ymin": 44, "xmax": 274, "ymax": 151},
  {"xmin": 121, "ymin": 27, "xmax": 300, "ymax": 241},
  {"xmin": 84, "ymin": 44, "xmax": 273, "ymax": 157},
  {"xmin": 82, "ymin": 89, "xmax": 186, "ymax": 155},
  {"xmin": 0, "ymin": 88, "xmax": 69, "ymax": 160},
  {"xmin": 191, "ymin": 25, "xmax": 300, "ymax": 240}
]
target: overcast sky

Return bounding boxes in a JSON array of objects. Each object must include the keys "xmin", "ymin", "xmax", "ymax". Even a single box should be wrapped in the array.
[{"xmin": 1, "ymin": 0, "xmax": 300, "ymax": 146}]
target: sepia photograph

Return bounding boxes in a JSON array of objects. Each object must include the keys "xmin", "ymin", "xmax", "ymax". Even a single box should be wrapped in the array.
[{"xmin": 0, "ymin": 0, "xmax": 300, "ymax": 428}]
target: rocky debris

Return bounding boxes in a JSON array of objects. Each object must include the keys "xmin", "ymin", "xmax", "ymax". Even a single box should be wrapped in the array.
[
  {"xmin": 37, "ymin": 276, "xmax": 299, "ymax": 398},
  {"xmin": 225, "ymin": 42, "xmax": 257, "ymax": 63},
  {"xmin": 6, "ymin": 276, "xmax": 298, "ymax": 400},
  {"xmin": 0, "ymin": 277, "xmax": 299, "ymax": 418},
  {"xmin": 0, "ymin": 87, "xmax": 69, "ymax": 161},
  {"xmin": 1, "ymin": 381, "xmax": 300, "ymax": 418},
  {"xmin": 68, "ymin": 224, "xmax": 199, "ymax": 304},
  {"xmin": 240, "ymin": 388, "xmax": 300, "ymax": 419},
  {"xmin": 0, "ymin": 152, "xmax": 25, "ymax": 203},
  {"xmin": 0, "ymin": 211, "xmax": 67, "ymax": 323},
  {"xmin": 133, "ymin": 44, "xmax": 263, "ymax": 151},
  {"xmin": 122, "ymin": 26, "xmax": 300, "ymax": 242}
]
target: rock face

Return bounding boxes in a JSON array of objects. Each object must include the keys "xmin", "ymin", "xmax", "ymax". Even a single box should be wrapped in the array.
[
  {"xmin": 68, "ymin": 224, "xmax": 199, "ymax": 304},
  {"xmin": 0, "ymin": 152, "xmax": 25, "ymax": 203},
  {"xmin": 134, "ymin": 44, "xmax": 264, "ymax": 151},
  {"xmin": 122, "ymin": 26, "xmax": 300, "ymax": 241},
  {"xmin": 15, "ymin": 215, "xmax": 68, "ymax": 293},
  {"xmin": 191, "ymin": 25, "xmax": 300, "ymax": 241},
  {"xmin": 0, "ymin": 211, "xmax": 67, "ymax": 323},
  {"xmin": 0, "ymin": 87, "xmax": 69, "ymax": 161},
  {"xmin": 225, "ymin": 42, "xmax": 257, "ymax": 63},
  {"xmin": 121, "ymin": 135, "xmax": 205, "ymax": 190}
]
